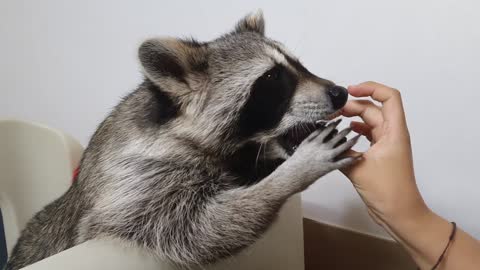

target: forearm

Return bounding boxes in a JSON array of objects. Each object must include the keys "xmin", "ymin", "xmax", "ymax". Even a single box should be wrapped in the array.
[{"xmin": 384, "ymin": 210, "xmax": 480, "ymax": 270}]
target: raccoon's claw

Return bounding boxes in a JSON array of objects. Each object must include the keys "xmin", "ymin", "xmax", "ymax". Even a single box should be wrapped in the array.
[
  {"xmin": 334, "ymin": 154, "xmax": 363, "ymax": 167},
  {"xmin": 286, "ymin": 125, "xmax": 361, "ymax": 189},
  {"xmin": 329, "ymin": 127, "xmax": 352, "ymax": 146},
  {"xmin": 315, "ymin": 120, "xmax": 328, "ymax": 126},
  {"xmin": 279, "ymin": 118, "xmax": 348, "ymax": 156},
  {"xmin": 306, "ymin": 119, "xmax": 341, "ymax": 143},
  {"xmin": 331, "ymin": 134, "xmax": 361, "ymax": 157}
]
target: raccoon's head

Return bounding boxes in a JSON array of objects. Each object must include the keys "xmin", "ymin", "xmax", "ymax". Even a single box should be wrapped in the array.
[{"xmin": 138, "ymin": 11, "xmax": 348, "ymax": 157}]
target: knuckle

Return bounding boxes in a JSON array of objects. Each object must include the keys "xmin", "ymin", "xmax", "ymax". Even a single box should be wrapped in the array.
[{"xmin": 391, "ymin": 88, "xmax": 401, "ymax": 97}]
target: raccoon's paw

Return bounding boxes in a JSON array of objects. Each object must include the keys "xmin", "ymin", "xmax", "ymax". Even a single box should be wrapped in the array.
[{"xmin": 287, "ymin": 119, "xmax": 361, "ymax": 186}]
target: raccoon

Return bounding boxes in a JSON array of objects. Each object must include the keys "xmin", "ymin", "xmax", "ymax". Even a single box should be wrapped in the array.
[{"xmin": 6, "ymin": 11, "xmax": 360, "ymax": 269}]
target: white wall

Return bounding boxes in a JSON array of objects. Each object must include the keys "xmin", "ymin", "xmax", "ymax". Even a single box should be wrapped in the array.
[{"xmin": 2, "ymin": 0, "xmax": 480, "ymax": 239}]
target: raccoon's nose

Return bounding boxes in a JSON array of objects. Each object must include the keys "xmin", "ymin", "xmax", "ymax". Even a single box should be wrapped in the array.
[{"xmin": 327, "ymin": 85, "xmax": 348, "ymax": 110}]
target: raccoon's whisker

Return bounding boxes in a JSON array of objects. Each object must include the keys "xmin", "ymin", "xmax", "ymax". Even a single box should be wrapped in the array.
[
  {"xmin": 298, "ymin": 124, "xmax": 303, "ymax": 139},
  {"xmin": 262, "ymin": 141, "xmax": 267, "ymax": 167},
  {"xmin": 299, "ymin": 122, "xmax": 308, "ymax": 136},
  {"xmin": 301, "ymin": 122, "xmax": 308, "ymax": 133},
  {"xmin": 255, "ymin": 142, "xmax": 264, "ymax": 170}
]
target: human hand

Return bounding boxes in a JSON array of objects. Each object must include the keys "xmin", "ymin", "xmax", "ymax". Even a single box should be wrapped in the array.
[
  {"xmin": 340, "ymin": 81, "xmax": 430, "ymax": 229},
  {"xmin": 340, "ymin": 82, "xmax": 480, "ymax": 270}
]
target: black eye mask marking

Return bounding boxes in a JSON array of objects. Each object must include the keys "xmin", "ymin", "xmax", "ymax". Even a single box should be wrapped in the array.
[{"xmin": 237, "ymin": 64, "xmax": 298, "ymax": 137}]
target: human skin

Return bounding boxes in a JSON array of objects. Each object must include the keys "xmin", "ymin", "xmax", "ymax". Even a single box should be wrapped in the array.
[{"xmin": 340, "ymin": 81, "xmax": 480, "ymax": 270}]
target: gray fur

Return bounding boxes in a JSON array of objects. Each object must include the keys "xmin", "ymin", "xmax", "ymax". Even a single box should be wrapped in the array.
[{"xmin": 6, "ymin": 11, "xmax": 358, "ymax": 269}]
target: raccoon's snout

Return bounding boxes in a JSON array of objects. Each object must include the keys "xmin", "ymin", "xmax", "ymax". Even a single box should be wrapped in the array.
[{"xmin": 327, "ymin": 85, "xmax": 348, "ymax": 110}]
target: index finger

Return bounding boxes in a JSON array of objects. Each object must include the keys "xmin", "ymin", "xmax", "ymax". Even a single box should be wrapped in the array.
[{"xmin": 348, "ymin": 81, "xmax": 407, "ymax": 129}]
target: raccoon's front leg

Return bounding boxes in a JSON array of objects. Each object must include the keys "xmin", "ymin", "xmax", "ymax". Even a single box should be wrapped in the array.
[
  {"xmin": 169, "ymin": 122, "xmax": 360, "ymax": 266},
  {"xmin": 81, "ymin": 123, "xmax": 360, "ymax": 267},
  {"xmin": 274, "ymin": 120, "xmax": 362, "ymax": 192}
]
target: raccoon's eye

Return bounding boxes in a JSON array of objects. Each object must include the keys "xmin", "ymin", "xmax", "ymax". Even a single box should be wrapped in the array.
[
  {"xmin": 264, "ymin": 72, "xmax": 278, "ymax": 80},
  {"xmin": 261, "ymin": 66, "xmax": 283, "ymax": 81}
]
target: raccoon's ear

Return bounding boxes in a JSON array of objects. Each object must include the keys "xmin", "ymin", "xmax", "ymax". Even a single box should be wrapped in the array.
[
  {"xmin": 234, "ymin": 10, "xmax": 265, "ymax": 35},
  {"xmin": 138, "ymin": 38, "xmax": 208, "ymax": 95}
]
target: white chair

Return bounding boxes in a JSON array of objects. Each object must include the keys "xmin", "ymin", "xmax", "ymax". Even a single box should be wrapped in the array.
[
  {"xmin": 0, "ymin": 119, "xmax": 304, "ymax": 270},
  {"xmin": 0, "ymin": 119, "xmax": 82, "ymax": 257}
]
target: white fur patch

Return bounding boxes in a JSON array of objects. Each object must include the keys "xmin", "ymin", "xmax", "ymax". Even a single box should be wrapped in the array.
[
  {"xmin": 265, "ymin": 46, "xmax": 287, "ymax": 65},
  {"xmin": 264, "ymin": 45, "xmax": 297, "ymax": 74}
]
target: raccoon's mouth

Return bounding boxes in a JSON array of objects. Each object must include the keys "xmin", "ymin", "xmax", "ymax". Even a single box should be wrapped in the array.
[
  {"xmin": 278, "ymin": 122, "xmax": 323, "ymax": 155},
  {"xmin": 278, "ymin": 112, "xmax": 342, "ymax": 156}
]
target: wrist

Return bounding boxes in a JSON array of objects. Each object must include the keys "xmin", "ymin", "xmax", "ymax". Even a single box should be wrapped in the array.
[
  {"xmin": 382, "ymin": 208, "xmax": 452, "ymax": 269},
  {"xmin": 382, "ymin": 197, "xmax": 432, "ymax": 232},
  {"xmin": 383, "ymin": 205, "xmax": 434, "ymax": 240},
  {"xmin": 374, "ymin": 177, "xmax": 430, "ymax": 234},
  {"xmin": 380, "ymin": 195, "xmax": 433, "ymax": 245}
]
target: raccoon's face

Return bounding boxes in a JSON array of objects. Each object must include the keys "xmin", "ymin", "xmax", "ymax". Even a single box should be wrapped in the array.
[{"xmin": 138, "ymin": 11, "xmax": 348, "ymax": 157}]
